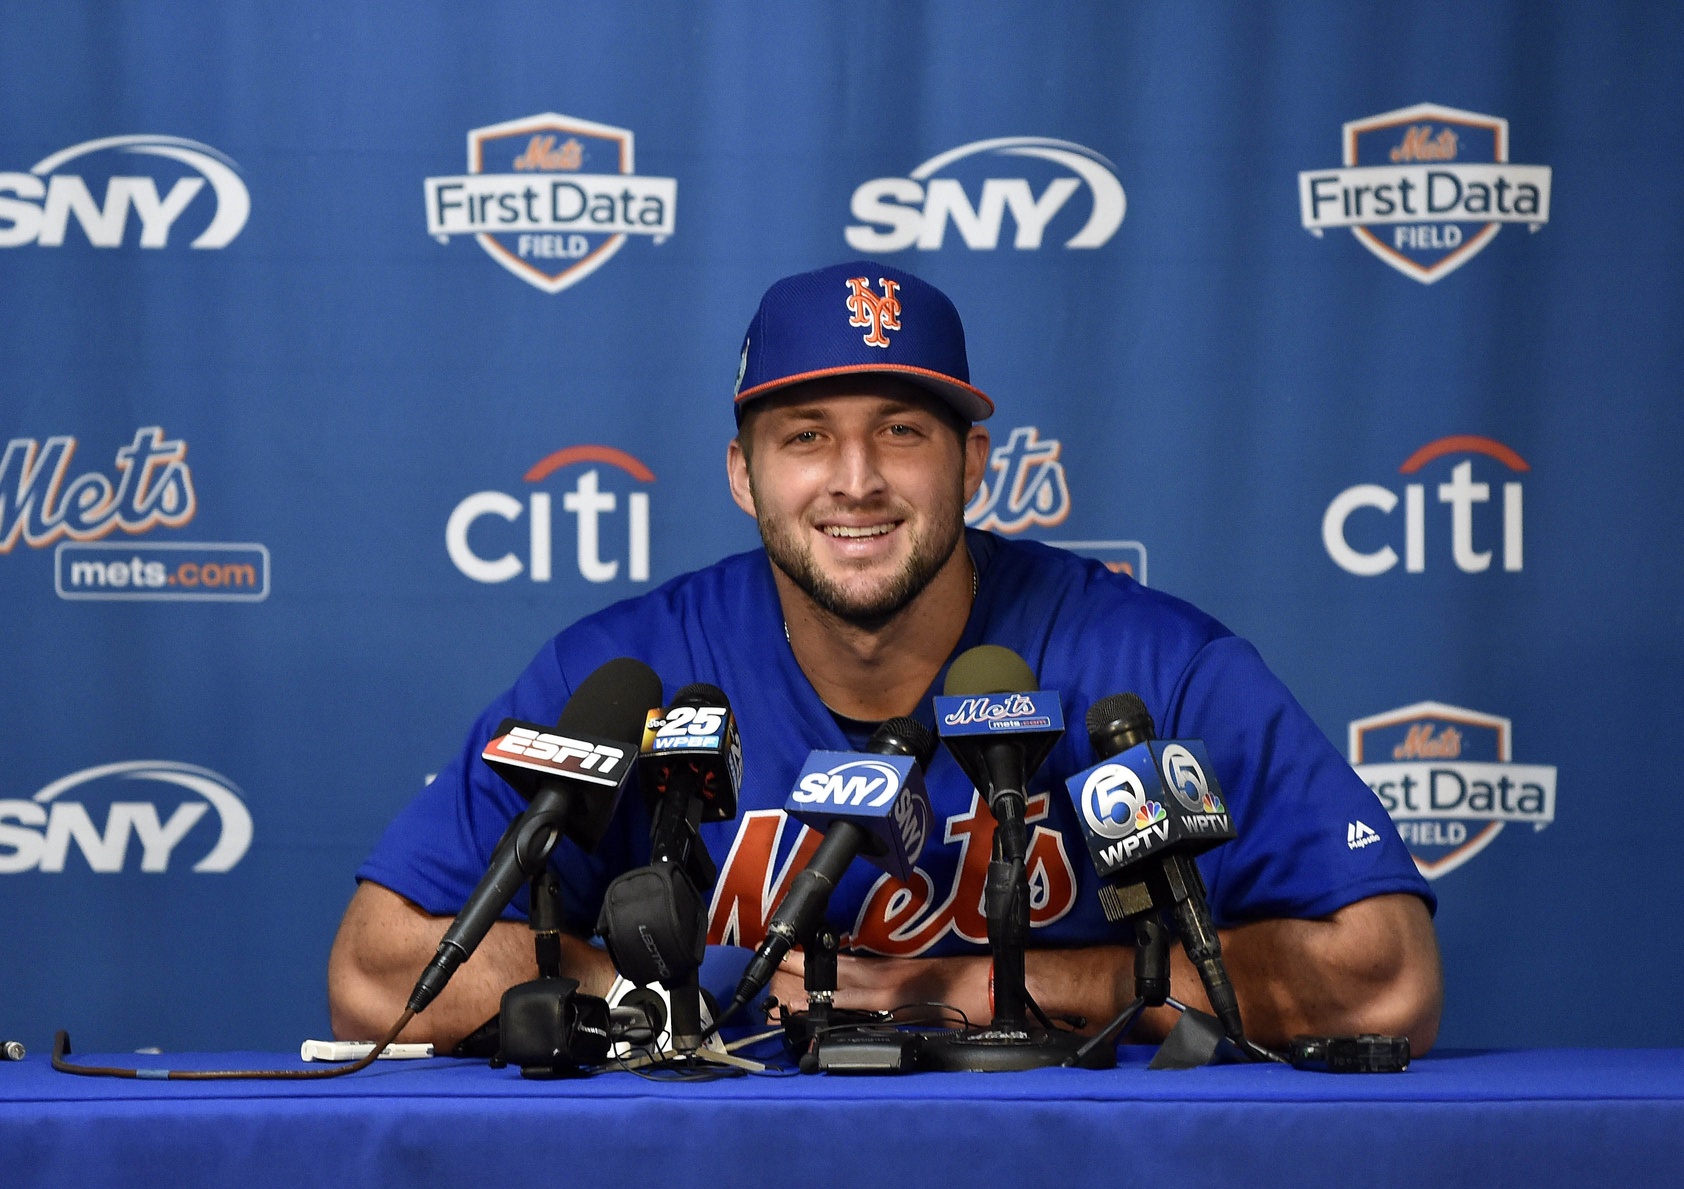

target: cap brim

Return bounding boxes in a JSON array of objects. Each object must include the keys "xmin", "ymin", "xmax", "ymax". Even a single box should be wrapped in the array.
[{"xmin": 735, "ymin": 363, "xmax": 993, "ymax": 422}]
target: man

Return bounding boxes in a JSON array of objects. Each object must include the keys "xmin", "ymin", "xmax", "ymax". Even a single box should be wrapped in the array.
[{"xmin": 329, "ymin": 261, "xmax": 1442, "ymax": 1053}]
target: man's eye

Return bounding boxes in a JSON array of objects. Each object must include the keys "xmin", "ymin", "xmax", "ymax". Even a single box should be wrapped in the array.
[
  {"xmin": 887, "ymin": 423, "xmax": 917, "ymax": 436},
  {"xmin": 790, "ymin": 430, "xmax": 819, "ymax": 444}
]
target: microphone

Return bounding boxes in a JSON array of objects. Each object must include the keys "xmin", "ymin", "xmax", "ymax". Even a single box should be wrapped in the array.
[
  {"xmin": 597, "ymin": 684, "xmax": 740, "ymax": 989},
  {"xmin": 1066, "ymin": 692, "xmax": 1245, "ymax": 1043},
  {"xmin": 406, "ymin": 657, "xmax": 663, "ymax": 1016},
  {"xmin": 597, "ymin": 684, "xmax": 742, "ymax": 1052},
  {"xmin": 729, "ymin": 717, "xmax": 937, "ymax": 1013},
  {"xmin": 933, "ymin": 645, "xmax": 1065, "ymax": 1031}
]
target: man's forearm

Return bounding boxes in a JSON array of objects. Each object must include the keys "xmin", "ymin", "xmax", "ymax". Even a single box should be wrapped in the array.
[
  {"xmin": 327, "ymin": 881, "xmax": 618, "ymax": 1050},
  {"xmin": 806, "ymin": 894, "xmax": 1442, "ymax": 1053}
]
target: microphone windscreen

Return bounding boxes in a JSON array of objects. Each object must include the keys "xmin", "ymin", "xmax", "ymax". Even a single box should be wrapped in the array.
[
  {"xmin": 943, "ymin": 644, "xmax": 1037, "ymax": 697},
  {"xmin": 671, "ymin": 681, "xmax": 730, "ymax": 710},
  {"xmin": 1086, "ymin": 693, "xmax": 1154, "ymax": 745},
  {"xmin": 871, "ymin": 716, "xmax": 938, "ymax": 771},
  {"xmin": 556, "ymin": 657, "xmax": 664, "ymax": 743}
]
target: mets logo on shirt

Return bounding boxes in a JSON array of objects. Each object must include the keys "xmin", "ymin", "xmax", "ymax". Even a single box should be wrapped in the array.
[
  {"xmin": 1298, "ymin": 103, "xmax": 1552, "ymax": 283},
  {"xmin": 423, "ymin": 112, "xmax": 677, "ymax": 294},
  {"xmin": 1348, "ymin": 701, "xmax": 1557, "ymax": 879}
]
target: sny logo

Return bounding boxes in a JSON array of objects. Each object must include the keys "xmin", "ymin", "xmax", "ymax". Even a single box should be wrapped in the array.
[
  {"xmin": 1323, "ymin": 435, "xmax": 1528, "ymax": 576},
  {"xmin": 425, "ymin": 113, "xmax": 676, "ymax": 294},
  {"xmin": 0, "ymin": 135, "xmax": 248, "ymax": 250},
  {"xmin": 844, "ymin": 276, "xmax": 902, "ymax": 348},
  {"xmin": 447, "ymin": 444, "xmax": 654, "ymax": 585},
  {"xmin": 1298, "ymin": 103, "xmax": 1551, "ymax": 283},
  {"xmin": 0, "ymin": 761, "xmax": 252, "ymax": 875},
  {"xmin": 847, "ymin": 137, "xmax": 1125, "ymax": 252},
  {"xmin": 1349, "ymin": 702, "xmax": 1557, "ymax": 879}
]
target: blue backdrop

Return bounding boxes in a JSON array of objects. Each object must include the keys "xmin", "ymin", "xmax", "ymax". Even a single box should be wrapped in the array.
[{"xmin": 3, "ymin": 0, "xmax": 1679, "ymax": 1053}]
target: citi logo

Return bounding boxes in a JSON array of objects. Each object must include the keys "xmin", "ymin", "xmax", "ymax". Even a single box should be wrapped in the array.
[
  {"xmin": 447, "ymin": 445, "xmax": 653, "ymax": 585},
  {"xmin": 0, "ymin": 428, "xmax": 195, "ymax": 553},
  {"xmin": 1322, "ymin": 435, "xmax": 1528, "ymax": 576},
  {"xmin": 0, "ymin": 761, "xmax": 252, "ymax": 874},
  {"xmin": 845, "ymin": 137, "xmax": 1125, "ymax": 253},
  {"xmin": 0, "ymin": 135, "xmax": 249, "ymax": 250}
]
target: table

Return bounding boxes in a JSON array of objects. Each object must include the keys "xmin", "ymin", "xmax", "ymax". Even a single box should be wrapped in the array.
[{"xmin": 4, "ymin": 1046, "xmax": 1682, "ymax": 1188}]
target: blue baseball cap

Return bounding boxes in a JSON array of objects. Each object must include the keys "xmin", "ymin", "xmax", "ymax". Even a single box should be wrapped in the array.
[{"xmin": 733, "ymin": 260, "xmax": 993, "ymax": 422}]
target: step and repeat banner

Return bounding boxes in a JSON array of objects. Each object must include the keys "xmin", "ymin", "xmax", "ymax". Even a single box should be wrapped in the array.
[{"xmin": 3, "ymin": 2, "xmax": 1679, "ymax": 1052}]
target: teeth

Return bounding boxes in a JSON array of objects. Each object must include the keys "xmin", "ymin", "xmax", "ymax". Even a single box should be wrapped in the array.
[{"xmin": 825, "ymin": 524, "xmax": 894, "ymax": 539}]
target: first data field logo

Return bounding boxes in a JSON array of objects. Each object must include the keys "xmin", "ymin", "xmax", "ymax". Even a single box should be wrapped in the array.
[
  {"xmin": 1350, "ymin": 701, "xmax": 1557, "ymax": 879},
  {"xmin": 424, "ymin": 112, "xmax": 676, "ymax": 294},
  {"xmin": 1299, "ymin": 103, "xmax": 1551, "ymax": 283}
]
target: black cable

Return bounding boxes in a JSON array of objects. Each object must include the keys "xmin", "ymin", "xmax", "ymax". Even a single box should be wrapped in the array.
[{"xmin": 52, "ymin": 1009, "xmax": 417, "ymax": 1081}]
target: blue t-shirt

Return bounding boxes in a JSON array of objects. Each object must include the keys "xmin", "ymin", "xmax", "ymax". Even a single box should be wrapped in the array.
[{"xmin": 358, "ymin": 530, "xmax": 1432, "ymax": 955}]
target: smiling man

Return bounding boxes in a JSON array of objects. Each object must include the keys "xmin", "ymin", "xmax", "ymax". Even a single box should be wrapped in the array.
[{"xmin": 329, "ymin": 261, "xmax": 1442, "ymax": 1053}]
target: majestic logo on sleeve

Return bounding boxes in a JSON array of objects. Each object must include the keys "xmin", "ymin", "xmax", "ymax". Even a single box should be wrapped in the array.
[
  {"xmin": 447, "ymin": 444, "xmax": 655, "ymax": 585},
  {"xmin": 1349, "ymin": 702, "xmax": 1556, "ymax": 879},
  {"xmin": 1298, "ymin": 103, "xmax": 1551, "ymax": 283},
  {"xmin": 0, "ymin": 135, "xmax": 249, "ymax": 250},
  {"xmin": 846, "ymin": 136, "xmax": 1125, "ymax": 253},
  {"xmin": 424, "ymin": 113, "xmax": 676, "ymax": 294},
  {"xmin": 1323, "ymin": 435, "xmax": 1529, "ymax": 577},
  {"xmin": 844, "ymin": 276, "xmax": 902, "ymax": 347}
]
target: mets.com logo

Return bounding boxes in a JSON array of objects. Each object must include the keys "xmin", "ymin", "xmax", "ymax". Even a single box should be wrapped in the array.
[
  {"xmin": 0, "ymin": 761, "xmax": 252, "ymax": 874},
  {"xmin": 846, "ymin": 136, "xmax": 1124, "ymax": 252},
  {"xmin": 1, "ymin": 427, "xmax": 270, "ymax": 601},
  {"xmin": 966, "ymin": 425, "xmax": 1145, "ymax": 583},
  {"xmin": 1350, "ymin": 702, "xmax": 1557, "ymax": 879},
  {"xmin": 1298, "ymin": 103, "xmax": 1552, "ymax": 283},
  {"xmin": 0, "ymin": 134, "xmax": 248, "ymax": 250},
  {"xmin": 424, "ymin": 112, "xmax": 676, "ymax": 294}
]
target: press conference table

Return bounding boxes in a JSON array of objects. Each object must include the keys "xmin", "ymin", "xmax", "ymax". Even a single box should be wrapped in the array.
[{"xmin": 4, "ymin": 1046, "xmax": 1682, "ymax": 1188}]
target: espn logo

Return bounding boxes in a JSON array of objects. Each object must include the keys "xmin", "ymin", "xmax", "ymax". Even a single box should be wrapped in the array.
[{"xmin": 487, "ymin": 726, "xmax": 628, "ymax": 785}]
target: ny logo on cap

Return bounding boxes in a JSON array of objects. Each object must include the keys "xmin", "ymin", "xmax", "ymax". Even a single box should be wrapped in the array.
[{"xmin": 845, "ymin": 276, "xmax": 903, "ymax": 349}]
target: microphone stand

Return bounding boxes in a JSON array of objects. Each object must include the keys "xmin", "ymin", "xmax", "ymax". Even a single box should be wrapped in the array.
[
  {"xmin": 1072, "ymin": 911, "xmax": 1275, "ymax": 1069},
  {"xmin": 921, "ymin": 753, "xmax": 1114, "ymax": 1071}
]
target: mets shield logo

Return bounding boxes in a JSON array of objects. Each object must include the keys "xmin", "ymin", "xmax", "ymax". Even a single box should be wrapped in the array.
[
  {"xmin": 1298, "ymin": 103, "xmax": 1553, "ymax": 284},
  {"xmin": 1348, "ymin": 701, "xmax": 1557, "ymax": 879},
  {"xmin": 424, "ymin": 112, "xmax": 677, "ymax": 294}
]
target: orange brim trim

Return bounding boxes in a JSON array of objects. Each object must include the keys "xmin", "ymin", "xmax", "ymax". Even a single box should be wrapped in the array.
[{"xmin": 734, "ymin": 363, "xmax": 994, "ymax": 419}]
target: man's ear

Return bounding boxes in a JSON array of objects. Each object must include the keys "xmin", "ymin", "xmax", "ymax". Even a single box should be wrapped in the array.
[
  {"xmin": 962, "ymin": 424, "xmax": 991, "ymax": 503},
  {"xmin": 726, "ymin": 437, "xmax": 759, "ymax": 519}
]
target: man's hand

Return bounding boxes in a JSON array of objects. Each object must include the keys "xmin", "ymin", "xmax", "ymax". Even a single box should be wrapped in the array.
[
  {"xmin": 764, "ymin": 893, "xmax": 1441, "ymax": 1052},
  {"xmin": 326, "ymin": 881, "xmax": 617, "ymax": 1051}
]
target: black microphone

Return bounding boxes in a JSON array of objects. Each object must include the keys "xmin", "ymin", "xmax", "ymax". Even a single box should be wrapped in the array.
[
  {"xmin": 406, "ymin": 657, "xmax": 663, "ymax": 1015},
  {"xmin": 597, "ymin": 684, "xmax": 742, "ymax": 1052},
  {"xmin": 1073, "ymin": 693, "xmax": 1245, "ymax": 1044},
  {"xmin": 934, "ymin": 645, "xmax": 1066, "ymax": 1030},
  {"xmin": 728, "ymin": 717, "xmax": 937, "ymax": 1014}
]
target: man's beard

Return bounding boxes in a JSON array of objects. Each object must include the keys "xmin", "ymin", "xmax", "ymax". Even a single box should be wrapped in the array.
[{"xmin": 754, "ymin": 491, "xmax": 966, "ymax": 631}]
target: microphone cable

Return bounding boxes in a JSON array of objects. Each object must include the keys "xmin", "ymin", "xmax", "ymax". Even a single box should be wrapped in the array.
[{"xmin": 52, "ymin": 1008, "xmax": 416, "ymax": 1081}]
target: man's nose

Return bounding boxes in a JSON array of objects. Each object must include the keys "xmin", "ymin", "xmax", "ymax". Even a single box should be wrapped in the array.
[{"xmin": 828, "ymin": 438, "xmax": 888, "ymax": 501}]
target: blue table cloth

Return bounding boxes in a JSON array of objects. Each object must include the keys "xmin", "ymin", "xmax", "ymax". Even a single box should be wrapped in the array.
[{"xmin": 4, "ymin": 1047, "xmax": 1682, "ymax": 1188}]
